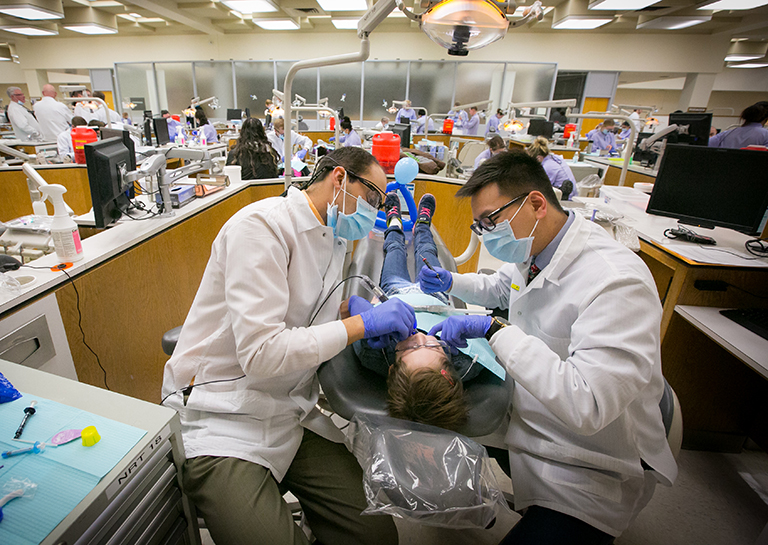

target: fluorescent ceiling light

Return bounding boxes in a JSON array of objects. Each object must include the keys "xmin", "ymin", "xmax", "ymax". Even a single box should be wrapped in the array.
[
  {"xmin": 553, "ymin": 15, "xmax": 613, "ymax": 29},
  {"xmin": 636, "ymin": 15, "xmax": 711, "ymax": 29},
  {"xmin": 728, "ymin": 61, "xmax": 768, "ymax": 67},
  {"xmin": 589, "ymin": 0, "xmax": 661, "ymax": 9},
  {"xmin": 725, "ymin": 40, "xmax": 768, "ymax": 61},
  {"xmin": 0, "ymin": 7, "xmax": 58, "ymax": 18},
  {"xmin": 64, "ymin": 23, "xmax": 117, "ymax": 33},
  {"xmin": 331, "ymin": 18, "xmax": 359, "ymax": 29},
  {"xmin": 726, "ymin": 54, "xmax": 765, "ymax": 61},
  {"xmin": 1, "ymin": 25, "xmax": 57, "ymax": 34},
  {"xmin": 221, "ymin": 0, "xmax": 276, "ymax": 13},
  {"xmin": 117, "ymin": 13, "xmax": 135, "ymax": 20},
  {"xmin": 129, "ymin": 12, "xmax": 141, "ymax": 17},
  {"xmin": 254, "ymin": 18, "xmax": 298, "ymax": 29},
  {"xmin": 698, "ymin": 0, "xmax": 768, "ymax": 9},
  {"xmin": 316, "ymin": 0, "xmax": 366, "ymax": 12}
]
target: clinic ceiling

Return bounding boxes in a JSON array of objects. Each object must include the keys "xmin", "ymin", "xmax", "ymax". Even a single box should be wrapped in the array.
[{"xmin": 1, "ymin": 0, "xmax": 767, "ymax": 41}]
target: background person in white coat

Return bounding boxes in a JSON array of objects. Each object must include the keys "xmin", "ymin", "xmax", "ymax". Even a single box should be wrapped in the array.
[
  {"xmin": 57, "ymin": 115, "xmax": 87, "ymax": 160},
  {"xmin": 162, "ymin": 147, "xmax": 409, "ymax": 545},
  {"xmin": 92, "ymin": 91, "xmax": 121, "ymax": 125},
  {"xmin": 6, "ymin": 87, "xmax": 42, "ymax": 141},
  {"xmin": 267, "ymin": 117, "xmax": 312, "ymax": 161},
  {"xmin": 33, "ymin": 84, "xmax": 73, "ymax": 141},
  {"xmin": 419, "ymin": 151, "xmax": 677, "ymax": 544},
  {"xmin": 72, "ymin": 89, "xmax": 96, "ymax": 123}
]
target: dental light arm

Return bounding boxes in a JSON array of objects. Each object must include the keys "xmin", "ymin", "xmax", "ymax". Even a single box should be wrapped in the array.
[
  {"xmin": 59, "ymin": 96, "xmax": 114, "ymax": 129},
  {"xmin": 0, "ymin": 143, "xmax": 34, "ymax": 163},
  {"xmin": 190, "ymin": 96, "xmax": 219, "ymax": 109},
  {"xmin": 639, "ymin": 124, "xmax": 679, "ymax": 152}
]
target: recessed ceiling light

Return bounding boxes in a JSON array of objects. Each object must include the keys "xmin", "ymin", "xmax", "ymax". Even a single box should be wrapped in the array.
[
  {"xmin": 725, "ymin": 40, "xmax": 768, "ymax": 61},
  {"xmin": 221, "ymin": 0, "xmax": 276, "ymax": 13},
  {"xmin": 129, "ymin": 12, "xmax": 141, "ymax": 17},
  {"xmin": 254, "ymin": 18, "xmax": 298, "ymax": 30},
  {"xmin": 331, "ymin": 18, "xmax": 359, "ymax": 29},
  {"xmin": 64, "ymin": 23, "xmax": 117, "ymax": 33},
  {"xmin": 698, "ymin": 0, "xmax": 768, "ymax": 9},
  {"xmin": 728, "ymin": 61, "xmax": 768, "ymax": 67},
  {"xmin": 589, "ymin": 0, "xmax": 661, "ymax": 9},
  {"xmin": 636, "ymin": 15, "xmax": 711, "ymax": 29},
  {"xmin": 0, "ymin": 0, "xmax": 64, "ymax": 19},
  {"xmin": 1, "ymin": 24, "xmax": 57, "ymax": 34},
  {"xmin": 316, "ymin": 0, "xmax": 366, "ymax": 11},
  {"xmin": 553, "ymin": 15, "xmax": 613, "ymax": 29}
]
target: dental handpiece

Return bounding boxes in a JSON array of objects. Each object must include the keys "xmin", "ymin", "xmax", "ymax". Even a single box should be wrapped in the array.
[{"xmin": 360, "ymin": 275, "xmax": 389, "ymax": 302}]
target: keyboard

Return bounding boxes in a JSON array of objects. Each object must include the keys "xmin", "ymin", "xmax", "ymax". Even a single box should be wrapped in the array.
[{"xmin": 720, "ymin": 308, "xmax": 768, "ymax": 341}]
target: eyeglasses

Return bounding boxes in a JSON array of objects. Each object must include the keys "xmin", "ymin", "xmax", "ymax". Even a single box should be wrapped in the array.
[
  {"xmin": 346, "ymin": 169, "xmax": 386, "ymax": 210},
  {"xmin": 470, "ymin": 192, "xmax": 530, "ymax": 236},
  {"xmin": 395, "ymin": 339, "xmax": 449, "ymax": 354}
]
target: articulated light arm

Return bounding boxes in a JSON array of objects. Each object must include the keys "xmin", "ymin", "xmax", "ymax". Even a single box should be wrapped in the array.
[
  {"xmin": 639, "ymin": 124, "xmax": 678, "ymax": 151},
  {"xmin": 60, "ymin": 96, "xmax": 114, "ymax": 129}
]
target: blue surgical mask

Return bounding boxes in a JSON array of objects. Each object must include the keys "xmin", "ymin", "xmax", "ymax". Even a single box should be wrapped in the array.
[
  {"xmin": 481, "ymin": 195, "xmax": 538, "ymax": 263},
  {"xmin": 326, "ymin": 174, "xmax": 378, "ymax": 241},
  {"xmin": 601, "ymin": 129, "xmax": 609, "ymax": 135}
]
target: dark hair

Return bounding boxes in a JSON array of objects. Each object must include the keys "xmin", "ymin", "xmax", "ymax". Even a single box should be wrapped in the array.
[
  {"xmin": 302, "ymin": 147, "xmax": 382, "ymax": 191},
  {"xmin": 229, "ymin": 118, "xmax": 277, "ymax": 176},
  {"xmin": 456, "ymin": 150, "xmax": 564, "ymax": 214},
  {"xmin": 487, "ymin": 135, "xmax": 505, "ymax": 151},
  {"xmin": 418, "ymin": 108, "xmax": 426, "ymax": 116},
  {"xmin": 195, "ymin": 107, "xmax": 208, "ymax": 125},
  {"xmin": 621, "ymin": 121, "xmax": 631, "ymax": 128},
  {"xmin": 71, "ymin": 116, "xmax": 87, "ymax": 127},
  {"xmin": 88, "ymin": 119, "xmax": 106, "ymax": 128},
  {"xmin": 93, "ymin": 91, "xmax": 106, "ymax": 100},
  {"xmin": 496, "ymin": 109, "xmax": 504, "ymax": 116},
  {"xmin": 387, "ymin": 358, "xmax": 468, "ymax": 431},
  {"xmin": 161, "ymin": 110, "xmax": 169, "ymax": 116},
  {"xmin": 741, "ymin": 102, "xmax": 768, "ymax": 125},
  {"xmin": 340, "ymin": 119, "xmax": 353, "ymax": 131}
]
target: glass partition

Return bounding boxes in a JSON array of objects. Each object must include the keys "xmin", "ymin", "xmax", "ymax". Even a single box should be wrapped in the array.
[
  {"xmin": 115, "ymin": 59, "xmax": 557, "ymax": 125},
  {"xmin": 115, "ymin": 62, "xmax": 156, "ymax": 121},
  {"xmin": 235, "ymin": 61, "xmax": 275, "ymax": 119},
  {"xmin": 194, "ymin": 61, "xmax": 234, "ymax": 117},
  {"xmin": 362, "ymin": 61, "xmax": 407, "ymax": 123},
  {"xmin": 319, "ymin": 62, "xmax": 362, "ymax": 121},
  {"xmin": 154, "ymin": 62, "xmax": 194, "ymax": 116}
]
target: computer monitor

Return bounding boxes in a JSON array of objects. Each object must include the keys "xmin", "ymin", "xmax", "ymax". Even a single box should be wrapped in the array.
[
  {"xmin": 668, "ymin": 112, "xmax": 712, "ymax": 146},
  {"xmin": 227, "ymin": 109, "xmax": 242, "ymax": 121},
  {"xmin": 646, "ymin": 144, "xmax": 768, "ymax": 235},
  {"xmin": 84, "ymin": 137, "xmax": 134, "ymax": 228},
  {"xmin": 528, "ymin": 119, "xmax": 554, "ymax": 139},
  {"xmin": 99, "ymin": 128, "xmax": 136, "ymax": 171},
  {"xmin": 143, "ymin": 119, "xmax": 152, "ymax": 146},
  {"xmin": 153, "ymin": 117, "xmax": 171, "ymax": 146},
  {"xmin": 392, "ymin": 123, "xmax": 411, "ymax": 148}
]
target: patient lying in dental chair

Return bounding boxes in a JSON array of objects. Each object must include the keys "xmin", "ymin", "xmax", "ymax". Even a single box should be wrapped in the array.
[{"xmin": 344, "ymin": 192, "xmax": 485, "ymax": 432}]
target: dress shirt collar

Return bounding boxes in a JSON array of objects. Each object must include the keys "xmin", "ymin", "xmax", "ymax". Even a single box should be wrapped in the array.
[{"xmin": 533, "ymin": 210, "xmax": 574, "ymax": 271}]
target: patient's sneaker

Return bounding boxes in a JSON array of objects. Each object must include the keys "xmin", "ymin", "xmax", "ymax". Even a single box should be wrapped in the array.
[
  {"xmin": 385, "ymin": 191, "xmax": 402, "ymax": 230},
  {"xmin": 416, "ymin": 193, "xmax": 436, "ymax": 225}
]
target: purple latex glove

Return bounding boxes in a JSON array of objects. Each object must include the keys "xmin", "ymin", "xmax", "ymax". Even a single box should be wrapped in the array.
[
  {"xmin": 418, "ymin": 264, "xmax": 452, "ymax": 294},
  {"xmin": 429, "ymin": 315, "xmax": 493, "ymax": 349},
  {"xmin": 347, "ymin": 295, "xmax": 373, "ymax": 317},
  {"xmin": 360, "ymin": 298, "xmax": 416, "ymax": 347},
  {"xmin": 296, "ymin": 148, "xmax": 308, "ymax": 160}
]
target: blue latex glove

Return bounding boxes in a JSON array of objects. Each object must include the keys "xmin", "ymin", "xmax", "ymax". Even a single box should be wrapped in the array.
[
  {"xmin": 418, "ymin": 264, "xmax": 452, "ymax": 294},
  {"xmin": 360, "ymin": 298, "xmax": 416, "ymax": 348},
  {"xmin": 296, "ymin": 149, "xmax": 308, "ymax": 160},
  {"xmin": 429, "ymin": 315, "xmax": 493, "ymax": 350},
  {"xmin": 347, "ymin": 295, "xmax": 373, "ymax": 317}
]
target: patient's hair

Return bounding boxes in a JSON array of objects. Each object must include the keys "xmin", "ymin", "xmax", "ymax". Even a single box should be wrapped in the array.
[{"xmin": 387, "ymin": 355, "xmax": 468, "ymax": 431}]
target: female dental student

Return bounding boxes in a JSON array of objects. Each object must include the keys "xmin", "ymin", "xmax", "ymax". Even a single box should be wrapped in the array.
[
  {"xmin": 708, "ymin": 101, "xmax": 768, "ymax": 148},
  {"xmin": 527, "ymin": 136, "xmax": 577, "ymax": 200},
  {"xmin": 162, "ymin": 147, "xmax": 409, "ymax": 545},
  {"xmin": 588, "ymin": 119, "xmax": 618, "ymax": 155}
]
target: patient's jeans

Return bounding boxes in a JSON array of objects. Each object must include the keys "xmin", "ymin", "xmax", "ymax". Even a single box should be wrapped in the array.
[{"xmin": 381, "ymin": 223, "xmax": 447, "ymax": 303}]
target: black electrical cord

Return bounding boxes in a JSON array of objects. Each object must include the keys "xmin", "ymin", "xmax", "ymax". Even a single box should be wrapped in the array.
[
  {"xmin": 308, "ymin": 274, "xmax": 369, "ymax": 326},
  {"xmin": 746, "ymin": 238, "xmax": 768, "ymax": 258},
  {"xmin": 23, "ymin": 264, "xmax": 110, "ymax": 390},
  {"xmin": 160, "ymin": 374, "xmax": 247, "ymax": 407}
]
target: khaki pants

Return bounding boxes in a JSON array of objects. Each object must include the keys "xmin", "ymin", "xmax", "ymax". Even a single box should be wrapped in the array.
[{"xmin": 182, "ymin": 429, "xmax": 398, "ymax": 545}]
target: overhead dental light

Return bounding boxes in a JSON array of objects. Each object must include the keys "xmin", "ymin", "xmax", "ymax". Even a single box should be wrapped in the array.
[{"xmin": 396, "ymin": 0, "xmax": 543, "ymax": 57}]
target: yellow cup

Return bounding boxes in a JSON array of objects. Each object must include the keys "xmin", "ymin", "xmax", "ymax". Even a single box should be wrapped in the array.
[{"xmin": 81, "ymin": 426, "xmax": 101, "ymax": 447}]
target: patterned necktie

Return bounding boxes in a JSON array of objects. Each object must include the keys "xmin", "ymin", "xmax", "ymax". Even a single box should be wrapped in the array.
[{"xmin": 528, "ymin": 258, "xmax": 541, "ymax": 284}]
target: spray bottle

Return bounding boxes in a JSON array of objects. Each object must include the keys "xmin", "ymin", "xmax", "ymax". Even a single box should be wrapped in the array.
[{"xmin": 39, "ymin": 184, "xmax": 83, "ymax": 262}]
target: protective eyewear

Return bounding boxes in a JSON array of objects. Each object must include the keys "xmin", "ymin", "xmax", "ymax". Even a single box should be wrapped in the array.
[
  {"xmin": 346, "ymin": 170, "xmax": 386, "ymax": 210},
  {"xmin": 470, "ymin": 192, "xmax": 530, "ymax": 236}
]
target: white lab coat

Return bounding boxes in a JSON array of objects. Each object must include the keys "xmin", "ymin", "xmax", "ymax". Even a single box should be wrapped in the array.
[
  {"xmin": 7, "ymin": 101, "xmax": 42, "ymax": 142},
  {"xmin": 33, "ymin": 96, "xmax": 73, "ymax": 141},
  {"xmin": 161, "ymin": 188, "xmax": 349, "ymax": 481},
  {"xmin": 267, "ymin": 129, "xmax": 312, "ymax": 161},
  {"xmin": 74, "ymin": 101, "xmax": 97, "ymax": 122},
  {"xmin": 629, "ymin": 111, "xmax": 642, "ymax": 132},
  {"xmin": 57, "ymin": 127, "xmax": 74, "ymax": 158},
  {"xmin": 94, "ymin": 105, "xmax": 122, "ymax": 125},
  {"xmin": 450, "ymin": 213, "xmax": 677, "ymax": 536}
]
